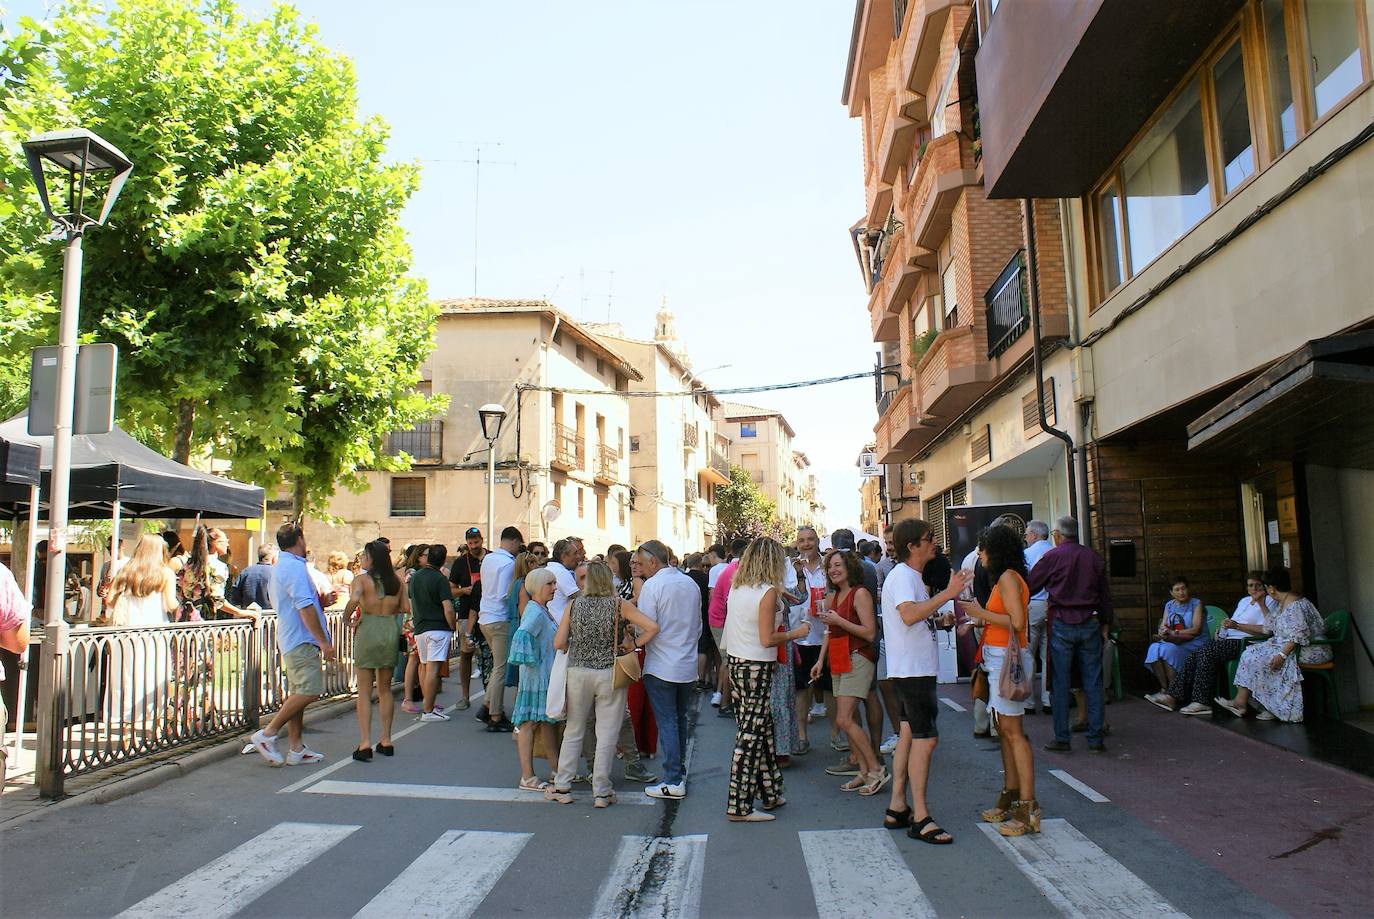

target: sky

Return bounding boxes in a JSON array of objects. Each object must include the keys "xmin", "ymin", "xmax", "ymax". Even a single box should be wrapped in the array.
[{"xmin": 9, "ymin": 0, "xmax": 879, "ymax": 530}]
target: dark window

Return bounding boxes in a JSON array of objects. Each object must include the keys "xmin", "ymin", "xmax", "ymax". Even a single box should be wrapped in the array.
[{"xmin": 390, "ymin": 477, "xmax": 426, "ymax": 517}]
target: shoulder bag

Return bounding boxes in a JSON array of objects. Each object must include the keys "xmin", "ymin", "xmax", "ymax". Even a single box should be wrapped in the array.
[
  {"xmin": 998, "ymin": 630, "xmax": 1031, "ymax": 702},
  {"xmin": 612, "ymin": 600, "xmax": 642, "ymax": 689}
]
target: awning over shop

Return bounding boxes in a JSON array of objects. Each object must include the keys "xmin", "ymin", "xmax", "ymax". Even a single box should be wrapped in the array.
[
  {"xmin": 0, "ymin": 412, "xmax": 266, "ymax": 519},
  {"xmin": 1187, "ymin": 331, "xmax": 1374, "ymax": 469}
]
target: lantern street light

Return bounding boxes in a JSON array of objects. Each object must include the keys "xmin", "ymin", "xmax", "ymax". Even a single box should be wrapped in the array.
[
  {"xmin": 477, "ymin": 403, "xmax": 507, "ymax": 550},
  {"xmin": 23, "ymin": 128, "xmax": 133, "ymax": 798}
]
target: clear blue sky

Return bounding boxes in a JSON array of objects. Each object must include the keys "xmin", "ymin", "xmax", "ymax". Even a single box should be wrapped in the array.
[{"xmin": 9, "ymin": 0, "xmax": 878, "ymax": 530}]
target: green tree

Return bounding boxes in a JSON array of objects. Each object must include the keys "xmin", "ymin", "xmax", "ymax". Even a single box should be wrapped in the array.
[
  {"xmin": 716, "ymin": 465, "xmax": 787, "ymax": 542},
  {"xmin": 0, "ymin": 0, "xmax": 440, "ymax": 514}
]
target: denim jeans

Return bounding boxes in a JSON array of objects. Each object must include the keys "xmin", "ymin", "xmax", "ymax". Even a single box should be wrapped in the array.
[
  {"xmin": 643, "ymin": 673, "xmax": 694, "ymax": 785},
  {"xmin": 1050, "ymin": 618, "xmax": 1105, "ymax": 745}
]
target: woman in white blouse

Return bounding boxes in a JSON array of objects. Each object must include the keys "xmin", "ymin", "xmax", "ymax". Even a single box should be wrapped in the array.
[
  {"xmin": 722, "ymin": 538, "xmax": 812, "ymax": 823},
  {"xmin": 1146, "ymin": 572, "xmax": 1275, "ymax": 715}
]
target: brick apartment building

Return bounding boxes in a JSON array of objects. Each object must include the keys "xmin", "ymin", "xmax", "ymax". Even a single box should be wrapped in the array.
[{"xmin": 843, "ymin": 0, "xmax": 1079, "ymax": 553}]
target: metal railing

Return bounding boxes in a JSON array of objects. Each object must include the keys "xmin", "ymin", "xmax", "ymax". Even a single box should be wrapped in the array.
[
  {"xmin": 384, "ymin": 420, "xmax": 444, "ymax": 462},
  {"xmin": 50, "ymin": 611, "xmax": 360, "ymax": 789},
  {"xmin": 595, "ymin": 444, "xmax": 619, "ymax": 481},
  {"xmin": 683, "ymin": 422, "xmax": 699, "ymax": 449},
  {"xmin": 553, "ymin": 423, "xmax": 583, "ymax": 469},
  {"xmin": 685, "ymin": 479, "xmax": 700, "ymax": 503},
  {"xmin": 986, "ymin": 250, "xmax": 1029, "ymax": 358},
  {"xmin": 711, "ymin": 448, "xmax": 730, "ymax": 477}
]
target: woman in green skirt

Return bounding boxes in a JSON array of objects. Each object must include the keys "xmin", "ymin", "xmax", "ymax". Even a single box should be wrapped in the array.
[{"xmin": 347, "ymin": 540, "xmax": 408, "ymax": 761}]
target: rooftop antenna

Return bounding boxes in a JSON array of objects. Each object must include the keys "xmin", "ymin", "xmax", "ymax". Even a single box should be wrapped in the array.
[{"xmin": 421, "ymin": 142, "xmax": 516, "ymax": 296}]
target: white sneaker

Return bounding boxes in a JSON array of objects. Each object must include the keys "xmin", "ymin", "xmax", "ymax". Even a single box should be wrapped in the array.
[
  {"xmin": 249, "ymin": 729, "xmax": 284, "ymax": 766},
  {"xmin": 420, "ymin": 709, "xmax": 451, "ymax": 722},
  {"xmin": 285, "ymin": 746, "xmax": 325, "ymax": 766},
  {"xmin": 879, "ymin": 734, "xmax": 898, "ymax": 755},
  {"xmin": 710, "ymin": 691, "xmax": 722, "ymax": 707},
  {"xmin": 808, "ymin": 702, "xmax": 827, "ymax": 720},
  {"xmin": 645, "ymin": 782, "xmax": 686, "ymax": 800},
  {"xmin": 430, "ymin": 704, "xmax": 446, "ymax": 715}
]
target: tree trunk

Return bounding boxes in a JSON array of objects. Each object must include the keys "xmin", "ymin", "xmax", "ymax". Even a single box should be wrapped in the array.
[
  {"xmin": 292, "ymin": 475, "xmax": 307, "ymax": 522},
  {"xmin": 173, "ymin": 398, "xmax": 195, "ymax": 464}
]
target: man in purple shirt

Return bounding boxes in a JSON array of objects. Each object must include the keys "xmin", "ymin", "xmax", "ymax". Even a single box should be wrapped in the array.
[{"xmin": 1026, "ymin": 515, "xmax": 1112, "ymax": 753}]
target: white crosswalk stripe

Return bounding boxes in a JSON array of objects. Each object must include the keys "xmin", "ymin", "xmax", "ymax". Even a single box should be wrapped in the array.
[
  {"xmin": 115, "ymin": 822, "xmax": 361, "ymax": 919},
  {"xmin": 798, "ymin": 829, "xmax": 937, "ymax": 919},
  {"xmin": 303, "ymin": 779, "xmax": 655, "ymax": 805},
  {"xmin": 591, "ymin": 834, "xmax": 708, "ymax": 919},
  {"xmin": 979, "ymin": 818, "xmax": 1190, "ymax": 918},
  {"xmin": 353, "ymin": 829, "xmax": 532, "ymax": 919}
]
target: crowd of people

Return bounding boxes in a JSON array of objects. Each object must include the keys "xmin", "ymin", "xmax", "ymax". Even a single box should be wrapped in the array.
[{"xmin": 226, "ymin": 511, "xmax": 1133, "ymax": 843}]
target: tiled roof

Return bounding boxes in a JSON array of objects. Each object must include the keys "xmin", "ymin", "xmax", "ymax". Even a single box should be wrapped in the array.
[{"xmin": 433, "ymin": 298, "xmax": 642, "ymax": 381}]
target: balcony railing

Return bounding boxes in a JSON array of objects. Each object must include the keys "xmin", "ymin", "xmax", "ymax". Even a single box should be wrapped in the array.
[
  {"xmin": 683, "ymin": 422, "xmax": 699, "ymax": 449},
  {"xmin": 685, "ymin": 479, "xmax": 700, "ymax": 503},
  {"xmin": 877, "ymin": 388, "xmax": 898, "ymax": 417},
  {"xmin": 711, "ymin": 448, "xmax": 730, "ymax": 477},
  {"xmin": 385, "ymin": 420, "xmax": 443, "ymax": 462},
  {"xmin": 595, "ymin": 443, "xmax": 619, "ymax": 483},
  {"xmin": 986, "ymin": 250, "xmax": 1030, "ymax": 358},
  {"xmin": 553, "ymin": 423, "xmax": 583, "ymax": 470}
]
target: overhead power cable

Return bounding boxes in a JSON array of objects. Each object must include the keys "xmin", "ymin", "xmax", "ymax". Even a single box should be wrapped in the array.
[{"xmin": 515, "ymin": 369, "xmax": 875, "ymax": 399}]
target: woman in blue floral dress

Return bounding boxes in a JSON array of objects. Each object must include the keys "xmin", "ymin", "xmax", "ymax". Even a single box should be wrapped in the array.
[
  {"xmin": 1144, "ymin": 576, "xmax": 1207, "ymax": 693},
  {"xmin": 510, "ymin": 568, "xmax": 560, "ymax": 791}
]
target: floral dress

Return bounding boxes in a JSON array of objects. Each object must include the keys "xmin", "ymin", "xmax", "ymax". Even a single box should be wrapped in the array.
[
  {"xmin": 1234, "ymin": 597, "xmax": 1330, "ymax": 722},
  {"xmin": 510, "ymin": 600, "xmax": 557, "ymax": 725}
]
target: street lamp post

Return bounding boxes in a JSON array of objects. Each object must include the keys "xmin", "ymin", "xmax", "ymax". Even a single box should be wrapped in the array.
[
  {"xmin": 477, "ymin": 403, "xmax": 507, "ymax": 547},
  {"xmin": 23, "ymin": 129, "xmax": 133, "ymax": 798}
]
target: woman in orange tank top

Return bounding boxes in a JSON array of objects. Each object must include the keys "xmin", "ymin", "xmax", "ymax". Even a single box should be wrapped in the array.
[{"xmin": 961, "ymin": 524, "xmax": 1040, "ymax": 837}]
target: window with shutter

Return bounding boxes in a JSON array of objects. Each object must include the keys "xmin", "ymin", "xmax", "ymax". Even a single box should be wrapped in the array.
[{"xmin": 389, "ymin": 477, "xmax": 426, "ymax": 517}]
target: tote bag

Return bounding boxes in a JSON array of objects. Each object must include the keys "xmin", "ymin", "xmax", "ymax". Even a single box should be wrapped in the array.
[
  {"xmin": 545, "ymin": 649, "xmax": 570, "ymax": 720},
  {"xmin": 998, "ymin": 631, "xmax": 1031, "ymax": 702}
]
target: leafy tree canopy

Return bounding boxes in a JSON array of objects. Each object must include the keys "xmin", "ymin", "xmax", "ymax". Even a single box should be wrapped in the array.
[
  {"xmin": 0, "ymin": 0, "xmax": 441, "ymax": 514},
  {"xmin": 716, "ymin": 465, "xmax": 789, "ymax": 543}
]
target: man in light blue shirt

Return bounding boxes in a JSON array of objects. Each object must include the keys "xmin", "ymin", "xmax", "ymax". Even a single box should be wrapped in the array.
[
  {"xmin": 477, "ymin": 526, "xmax": 521, "ymax": 729},
  {"xmin": 637, "ymin": 540, "xmax": 702, "ymax": 799},
  {"xmin": 250, "ymin": 522, "xmax": 335, "ymax": 767},
  {"xmin": 1023, "ymin": 520, "xmax": 1054, "ymax": 713}
]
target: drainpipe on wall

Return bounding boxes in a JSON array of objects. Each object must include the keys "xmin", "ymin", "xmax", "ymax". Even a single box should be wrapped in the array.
[
  {"xmin": 1058, "ymin": 198, "xmax": 1094, "ymax": 547},
  {"xmin": 1022, "ymin": 198, "xmax": 1078, "ymax": 523}
]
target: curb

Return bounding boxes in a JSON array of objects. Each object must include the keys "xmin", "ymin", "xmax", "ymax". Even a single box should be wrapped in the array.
[{"xmin": 4, "ymin": 696, "xmax": 359, "ymax": 828}]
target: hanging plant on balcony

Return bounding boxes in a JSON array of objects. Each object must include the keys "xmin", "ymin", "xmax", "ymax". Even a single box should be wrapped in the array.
[{"xmin": 911, "ymin": 329, "xmax": 940, "ymax": 363}]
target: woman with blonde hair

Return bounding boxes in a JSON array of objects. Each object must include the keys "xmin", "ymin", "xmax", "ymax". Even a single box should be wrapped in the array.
[
  {"xmin": 548, "ymin": 561, "xmax": 659, "ymax": 808},
  {"xmin": 327, "ymin": 551, "xmax": 354, "ymax": 609},
  {"xmin": 510, "ymin": 567, "xmax": 560, "ymax": 790},
  {"xmin": 722, "ymin": 537, "xmax": 813, "ymax": 822},
  {"xmin": 107, "ymin": 534, "xmax": 178, "ymax": 745}
]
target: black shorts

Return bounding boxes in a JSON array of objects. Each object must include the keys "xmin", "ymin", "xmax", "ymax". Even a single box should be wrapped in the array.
[
  {"xmin": 893, "ymin": 676, "xmax": 939, "ymax": 739},
  {"xmin": 791, "ymin": 645, "xmax": 818, "ymax": 686}
]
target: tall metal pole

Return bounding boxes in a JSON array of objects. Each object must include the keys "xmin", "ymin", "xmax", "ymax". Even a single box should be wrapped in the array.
[
  {"xmin": 486, "ymin": 439, "xmax": 497, "ymax": 546},
  {"xmin": 35, "ymin": 231, "xmax": 83, "ymax": 798}
]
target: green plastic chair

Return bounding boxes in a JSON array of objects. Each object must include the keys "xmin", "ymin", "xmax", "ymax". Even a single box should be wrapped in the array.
[
  {"xmin": 1300, "ymin": 610, "xmax": 1350, "ymax": 720},
  {"xmin": 1203, "ymin": 606, "xmax": 1230, "ymax": 695}
]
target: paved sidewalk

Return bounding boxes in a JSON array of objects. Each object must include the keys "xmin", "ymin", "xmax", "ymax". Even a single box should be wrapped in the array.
[{"xmin": 941, "ymin": 683, "xmax": 1374, "ymax": 919}]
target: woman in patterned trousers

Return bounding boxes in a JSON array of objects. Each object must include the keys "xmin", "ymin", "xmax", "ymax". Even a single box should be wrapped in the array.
[{"xmin": 722, "ymin": 538, "xmax": 813, "ymax": 822}]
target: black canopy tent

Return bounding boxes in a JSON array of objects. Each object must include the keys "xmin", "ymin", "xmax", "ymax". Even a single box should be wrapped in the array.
[
  {"xmin": 0, "ymin": 412, "xmax": 264, "ymax": 520},
  {"xmin": 0, "ymin": 434, "xmax": 41, "ymax": 490}
]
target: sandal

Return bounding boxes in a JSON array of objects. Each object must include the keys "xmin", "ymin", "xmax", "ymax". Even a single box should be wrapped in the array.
[
  {"xmin": 859, "ymin": 769, "xmax": 891, "ymax": 797},
  {"xmin": 884, "ymin": 807, "xmax": 912, "ymax": 830},
  {"xmin": 980, "ymin": 787, "xmax": 1016, "ymax": 823},
  {"xmin": 519, "ymin": 776, "xmax": 551, "ymax": 792},
  {"xmin": 840, "ymin": 774, "xmax": 868, "ymax": 792},
  {"xmin": 544, "ymin": 787, "xmax": 574, "ymax": 804},
  {"xmin": 761, "ymin": 796, "xmax": 787, "ymax": 811},
  {"xmin": 594, "ymin": 793, "xmax": 617, "ymax": 809},
  {"xmin": 907, "ymin": 816, "xmax": 953, "ymax": 845},
  {"xmin": 997, "ymin": 799, "xmax": 1041, "ymax": 837}
]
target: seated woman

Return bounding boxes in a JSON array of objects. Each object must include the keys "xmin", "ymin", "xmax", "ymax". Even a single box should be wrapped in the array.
[
  {"xmin": 1216, "ymin": 568, "xmax": 1330, "ymax": 722},
  {"xmin": 1147, "ymin": 572, "xmax": 1274, "ymax": 714},
  {"xmin": 1143, "ymin": 576, "xmax": 1206, "ymax": 693}
]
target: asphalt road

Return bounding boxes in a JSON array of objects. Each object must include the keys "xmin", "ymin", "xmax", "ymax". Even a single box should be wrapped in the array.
[{"xmin": 3, "ymin": 681, "xmax": 1287, "ymax": 918}]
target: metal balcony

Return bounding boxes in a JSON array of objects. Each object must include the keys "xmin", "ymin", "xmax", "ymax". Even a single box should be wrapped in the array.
[
  {"xmin": 385, "ymin": 420, "xmax": 443, "ymax": 463},
  {"xmin": 986, "ymin": 250, "xmax": 1030, "ymax": 358},
  {"xmin": 552, "ymin": 423, "xmax": 582, "ymax": 472}
]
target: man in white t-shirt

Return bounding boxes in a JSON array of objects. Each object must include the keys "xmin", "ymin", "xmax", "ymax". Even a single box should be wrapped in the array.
[
  {"xmin": 546, "ymin": 538, "xmax": 581, "ymax": 624},
  {"xmin": 477, "ymin": 526, "xmax": 521, "ymax": 730},
  {"xmin": 881, "ymin": 517, "xmax": 967, "ymax": 845},
  {"xmin": 706, "ymin": 543, "xmax": 728, "ymax": 590},
  {"xmin": 636, "ymin": 540, "xmax": 703, "ymax": 799}
]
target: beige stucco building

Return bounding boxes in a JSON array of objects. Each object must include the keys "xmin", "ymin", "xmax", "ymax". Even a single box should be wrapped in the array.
[
  {"xmin": 307, "ymin": 299, "xmax": 640, "ymax": 558},
  {"xmin": 721, "ymin": 403, "xmax": 823, "ymax": 534},
  {"xmin": 589, "ymin": 306, "xmax": 730, "ymax": 555}
]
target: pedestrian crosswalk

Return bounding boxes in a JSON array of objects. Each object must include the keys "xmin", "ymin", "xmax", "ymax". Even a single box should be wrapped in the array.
[{"xmin": 114, "ymin": 818, "xmax": 1192, "ymax": 919}]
